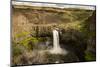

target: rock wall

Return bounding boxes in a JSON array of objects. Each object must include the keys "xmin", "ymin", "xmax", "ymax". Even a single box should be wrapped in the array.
[{"xmin": 12, "ymin": 6, "xmax": 93, "ymax": 42}]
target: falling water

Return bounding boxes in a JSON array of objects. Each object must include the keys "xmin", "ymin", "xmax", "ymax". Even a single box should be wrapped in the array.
[
  {"xmin": 49, "ymin": 29, "xmax": 67, "ymax": 55},
  {"xmin": 53, "ymin": 29, "xmax": 60, "ymax": 50}
]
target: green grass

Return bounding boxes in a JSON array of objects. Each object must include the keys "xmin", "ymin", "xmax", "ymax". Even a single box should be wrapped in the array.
[{"xmin": 15, "ymin": 32, "xmax": 30, "ymax": 38}]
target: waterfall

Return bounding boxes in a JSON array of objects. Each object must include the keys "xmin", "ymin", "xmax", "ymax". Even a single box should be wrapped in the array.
[
  {"xmin": 53, "ymin": 30, "xmax": 60, "ymax": 50},
  {"xmin": 49, "ymin": 29, "xmax": 67, "ymax": 55}
]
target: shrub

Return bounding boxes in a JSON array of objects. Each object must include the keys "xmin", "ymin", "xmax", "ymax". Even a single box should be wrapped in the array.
[{"xmin": 85, "ymin": 50, "xmax": 96, "ymax": 61}]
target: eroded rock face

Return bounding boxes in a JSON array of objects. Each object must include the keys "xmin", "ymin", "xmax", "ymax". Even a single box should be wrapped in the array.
[
  {"xmin": 12, "ymin": 7, "xmax": 93, "ymax": 42},
  {"xmin": 12, "ymin": 9, "xmax": 32, "ymax": 41}
]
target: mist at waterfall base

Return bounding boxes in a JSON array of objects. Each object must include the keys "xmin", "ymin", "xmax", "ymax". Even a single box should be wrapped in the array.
[{"xmin": 33, "ymin": 29, "xmax": 70, "ymax": 64}]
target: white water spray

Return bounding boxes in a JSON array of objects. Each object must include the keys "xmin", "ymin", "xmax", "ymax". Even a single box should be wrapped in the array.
[{"xmin": 49, "ymin": 29, "xmax": 67, "ymax": 55}]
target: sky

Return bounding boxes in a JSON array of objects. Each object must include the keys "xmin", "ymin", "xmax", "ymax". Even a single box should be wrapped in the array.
[
  {"xmin": 12, "ymin": 0, "xmax": 96, "ymax": 10},
  {"xmin": 13, "ymin": 0, "xmax": 96, "ymax": 5}
]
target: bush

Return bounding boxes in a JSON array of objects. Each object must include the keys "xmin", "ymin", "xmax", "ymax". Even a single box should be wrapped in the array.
[
  {"xmin": 12, "ymin": 42, "xmax": 22, "ymax": 57},
  {"xmin": 85, "ymin": 50, "xmax": 96, "ymax": 61}
]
